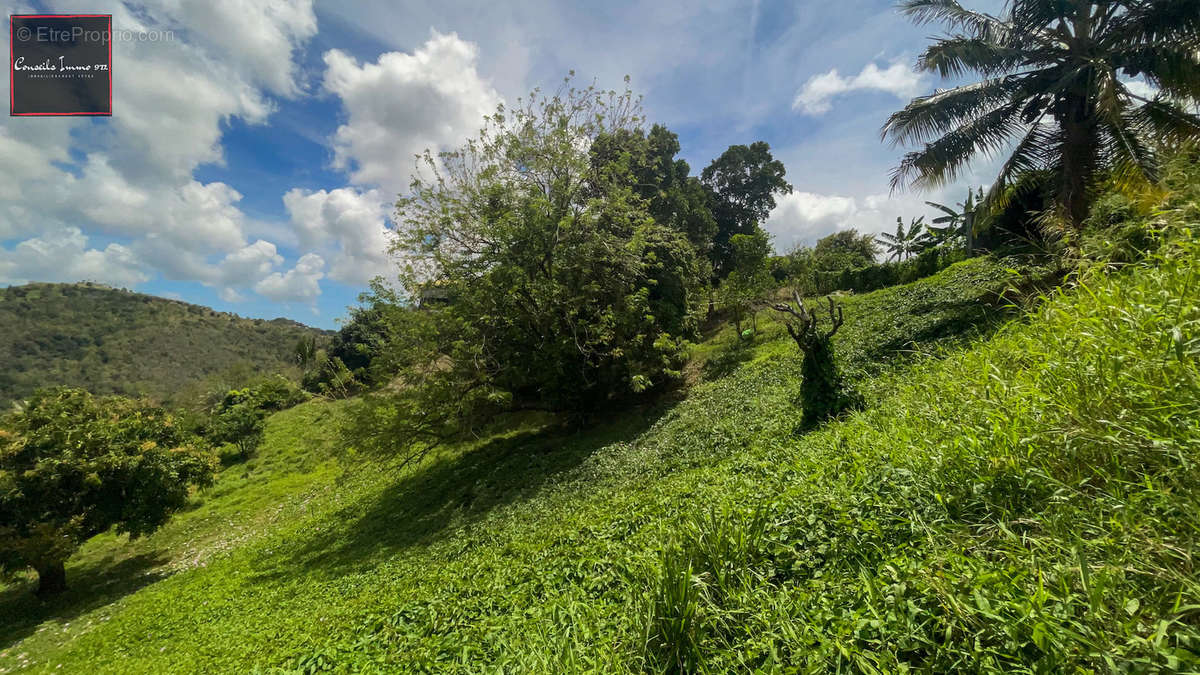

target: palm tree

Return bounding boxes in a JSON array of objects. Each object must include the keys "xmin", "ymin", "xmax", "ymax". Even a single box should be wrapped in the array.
[
  {"xmin": 926, "ymin": 186, "xmax": 985, "ymax": 250},
  {"xmin": 883, "ymin": 0, "xmax": 1200, "ymax": 229},
  {"xmin": 877, "ymin": 216, "xmax": 929, "ymax": 261}
]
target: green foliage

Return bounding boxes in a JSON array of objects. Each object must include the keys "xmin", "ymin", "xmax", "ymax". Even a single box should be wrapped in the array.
[
  {"xmin": 0, "ymin": 253, "xmax": 1051, "ymax": 670},
  {"xmin": 0, "ymin": 283, "xmax": 328, "ymax": 408},
  {"xmin": 926, "ymin": 186, "xmax": 984, "ymax": 250},
  {"xmin": 204, "ymin": 378, "xmax": 308, "ymax": 463},
  {"xmin": 772, "ymin": 295, "xmax": 860, "ymax": 425},
  {"xmin": 0, "ymin": 388, "xmax": 215, "ymax": 595},
  {"xmin": 780, "ymin": 231, "xmax": 966, "ymax": 296},
  {"xmin": 380, "ymin": 78, "xmax": 708, "ymax": 453},
  {"xmin": 701, "ymin": 141, "xmax": 792, "ymax": 278},
  {"xmin": 589, "ymin": 123, "xmax": 718, "ymax": 257},
  {"xmin": 718, "ymin": 229, "xmax": 773, "ymax": 336},
  {"xmin": 811, "ymin": 228, "xmax": 878, "ymax": 271},
  {"xmin": 641, "ymin": 231, "xmax": 1199, "ymax": 671},
  {"xmin": 209, "ymin": 402, "xmax": 266, "ymax": 463},
  {"xmin": 876, "ymin": 215, "xmax": 930, "ymax": 261},
  {"xmin": 301, "ymin": 351, "xmax": 362, "ymax": 399},
  {"xmin": 884, "ymin": 0, "xmax": 1200, "ymax": 228}
]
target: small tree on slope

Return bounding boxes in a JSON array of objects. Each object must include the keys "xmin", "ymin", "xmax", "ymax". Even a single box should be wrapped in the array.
[{"xmin": 0, "ymin": 388, "xmax": 215, "ymax": 596}]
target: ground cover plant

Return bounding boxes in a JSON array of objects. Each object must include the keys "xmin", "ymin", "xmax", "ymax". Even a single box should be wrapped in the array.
[{"xmin": 0, "ymin": 249, "xmax": 1070, "ymax": 671}]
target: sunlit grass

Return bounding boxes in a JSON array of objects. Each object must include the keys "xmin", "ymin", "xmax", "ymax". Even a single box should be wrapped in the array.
[{"xmin": 3, "ymin": 235, "xmax": 1196, "ymax": 671}]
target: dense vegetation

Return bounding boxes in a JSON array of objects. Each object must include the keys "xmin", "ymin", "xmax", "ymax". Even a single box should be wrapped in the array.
[
  {"xmin": 0, "ymin": 389, "xmax": 216, "ymax": 597},
  {"xmin": 0, "ymin": 283, "xmax": 329, "ymax": 408},
  {"xmin": 2, "ymin": 0, "xmax": 1198, "ymax": 671}
]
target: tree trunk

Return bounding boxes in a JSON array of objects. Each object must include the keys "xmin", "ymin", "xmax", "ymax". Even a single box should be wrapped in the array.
[
  {"xmin": 1058, "ymin": 97, "xmax": 1098, "ymax": 231},
  {"xmin": 36, "ymin": 559, "xmax": 67, "ymax": 597}
]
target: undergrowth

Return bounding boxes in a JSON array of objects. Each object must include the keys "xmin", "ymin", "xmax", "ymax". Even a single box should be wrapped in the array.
[{"xmin": 5, "ymin": 234, "xmax": 1196, "ymax": 672}]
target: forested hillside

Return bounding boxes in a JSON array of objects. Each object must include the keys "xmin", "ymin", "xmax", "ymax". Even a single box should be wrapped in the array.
[{"xmin": 0, "ymin": 283, "xmax": 329, "ymax": 407}]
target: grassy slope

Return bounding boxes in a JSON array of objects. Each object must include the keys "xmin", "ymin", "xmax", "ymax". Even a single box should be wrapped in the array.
[
  {"xmin": 2, "ymin": 239, "xmax": 1196, "ymax": 671},
  {"xmin": 0, "ymin": 282, "xmax": 329, "ymax": 407}
]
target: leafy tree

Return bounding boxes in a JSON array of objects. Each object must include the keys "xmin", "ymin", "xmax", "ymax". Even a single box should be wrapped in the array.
[
  {"xmin": 208, "ymin": 390, "xmax": 268, "ymax": 461},
  {"xmin": 0, "ymin": 388, "xmax": 215, "ymax": 596},
  {"xmin": 701, "ymin": 142, "xmax": 792, "ymax": 278},
  {"xmin": 719, "ymin": 229, "xmax": 774, "ymax": 337},
  {"xmin": 884, "ymin": 0, "xmax": 1200, "ymax": 229},
  {"xmin": 378, "ymin": 79, "xmax": 706, "ymax": 455},
  {"xmin": 811, "ymin": 229, "xmax": 879, "ymax": 271},
  {"xmin": 589, "ymin": 124, "xmax": 718, "ymax": 257},
  {"xmin": 327, "ymin": 305, "xmax": 394, "ymax": 383},
  {"xmin": 876, "ymin": 216, "xmax": 931, "ymax": 261}
]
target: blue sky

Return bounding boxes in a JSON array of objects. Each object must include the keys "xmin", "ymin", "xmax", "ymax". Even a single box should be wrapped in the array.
[{"xmin": 2, "ymin": 0, "xmax": 1007, "ymax": 328}]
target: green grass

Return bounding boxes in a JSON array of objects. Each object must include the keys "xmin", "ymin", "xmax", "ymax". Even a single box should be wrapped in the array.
[{"xmin": 3, "ymin": 238, "xmax": 1196, "ymax": 672}]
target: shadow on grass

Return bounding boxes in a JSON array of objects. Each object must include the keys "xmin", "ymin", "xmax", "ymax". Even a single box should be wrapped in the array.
[
  {"xmin": 701, "ymin": 339, "xmax": 757, "ymax": 380},
  {"xmin": 263, "ymin": 404, "xmax": 672, "ymax": 581},
  {"xmin": 0, "ymin": 550, "xmax": 170, "ymax": 650}
]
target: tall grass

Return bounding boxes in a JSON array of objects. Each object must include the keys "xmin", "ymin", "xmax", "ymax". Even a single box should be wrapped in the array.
[{"xmin": 642, "ymin": 228, "xmax": 1200, "ymax": 671}]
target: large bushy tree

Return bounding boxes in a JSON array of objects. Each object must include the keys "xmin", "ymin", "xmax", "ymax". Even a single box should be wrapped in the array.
[
  {"xmin": 0, "ymin": 388, "xmax": 215, "ymax": 596},
  {"xmin": 589, "ymin": 124, "xmax": 718, "ymax": 259},
  {"xmin": 884, "ymin": 0, "xmax": 1200, "ymax": 229},
  {"xmin": 812, "ymin": 229, "xmax": 879, "ymax": 271},
  {"xmin": 376, "ymin": 80, "xmax": 708, "ymax": 454},
  {"xmin": 701, "ymin": 142, "xmax": 792, "ymax": 278}
]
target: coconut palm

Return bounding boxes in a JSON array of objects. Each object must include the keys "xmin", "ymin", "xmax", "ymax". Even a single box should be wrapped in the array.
[
  {"xmin": 877, "ymin": 216, "xmax": 929, "ymax": 261},
  {"xmin": 883, "ymin": 0, "xmax": 1200, "ymax": 229}
]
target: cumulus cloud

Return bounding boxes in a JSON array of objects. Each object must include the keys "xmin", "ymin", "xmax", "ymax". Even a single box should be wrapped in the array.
[
  {"xmin": 218, "ymin": 287, "xmax": 247, "ymax": 303},
  {"xmin": 764, "ymin": 189, "xmax": 958, "ymax": 251},
  {"xmin": 0, "ymin": 0, "xmax": 319, "ymax": 303},
  {"xmin": 0, "ymin": 228, "xmax": 149, "ymax": 288},
  {"xmin": 765, "ymin": 192, "xmax": 860, "ymax": 250},
  {"xmin": 283, "ymin": 187, "xmax": 394, "ymax": 284},
  {"xmin": 793, "ymin": 60, "xmax": 926, "ymax": 115},
  {"xmin": 255, "ymin": 253, "xmax": 325, "ymax": 303},
  {"xmin": 322, "ymin": 31, "xmax": 502, "ymax": 196},
  {"xmin": 153, "ymin": 0, "xmax": 318, "ymax": 97}
]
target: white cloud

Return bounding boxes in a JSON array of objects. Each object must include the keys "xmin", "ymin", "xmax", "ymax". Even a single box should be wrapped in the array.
[
  {"xmin": 255, "ymin": 253, "xmax": 325, "ymax": 303},
  {"xmin": 765, "ymin": 188, "xmax": 963, "ymax": 252},
  {"xmin": 322, "ymin": 31, "xmax": 502, "ymax": 197},
  {"xmin": 217, "ymin": 240, "xmax": 285, "ymax": 286},
  {"xmin": 0, "ymin": 228, "xmax": 149, "ymax": 288},
  {"xmin": 765, "ymin": 192, "xmax": 860, "ymax": 250},
  {"xmin": 0, "ymin": 0, "xmax": 319, "ymax": 302},
  {"xmin": 154, "ymin": 0, "xmax": 318, "ymax": 97},
  {"xmin": 793, "ymin": 60, "xmax": 927, "ymax": 115},
  {"xmin": 1122, "ymin": 78, "xmax": 1159, "ymax": 101},
  {"xmin": 283, "ymin": 187, "xmax": 393, "ymax": 284},
  {"xmin": 218, "ymin": 287, "xmax": 247, "ymax": 303}
]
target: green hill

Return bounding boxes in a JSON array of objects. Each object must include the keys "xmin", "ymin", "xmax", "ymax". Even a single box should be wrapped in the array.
[
  {"xmin": 2, "ymin": 239, "xmax": 1198, "ymax": 671},
  {"xmin": 0, "ymin": 283, "xmax": 330, "ymax": 408}
]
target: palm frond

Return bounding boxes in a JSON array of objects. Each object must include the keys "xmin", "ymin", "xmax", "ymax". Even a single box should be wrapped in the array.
[
  {"xmin": 917, "ymin": 37, "xmax": 1040, "ymax": 78},
  {"xmin": 1108, "ymin": 0, "xmax": 1200, "ymax": 47},
  {"xmin": 1113, "ymin": 45, "xmax": 1200, "ymax": 102},
  {"xmin": 984, "ymin": 114, "xmax": 1058, "ymax": 211},
  {"xmin": 882, "ymin": 76, "xmax": 1032, "ymax": 147},
  {"xmin": 891, "ymin": 101, "xmax": 1028, "ymax": 191},
  {"xmin": 1129, "ymin": 99, "xmax": 1200, "ymax": 146}
]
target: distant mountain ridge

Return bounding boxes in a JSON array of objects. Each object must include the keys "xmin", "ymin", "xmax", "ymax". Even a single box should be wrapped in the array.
[{"xmin": 0, "ymin": 282, "xmax": 331, "ymax": 407}]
